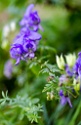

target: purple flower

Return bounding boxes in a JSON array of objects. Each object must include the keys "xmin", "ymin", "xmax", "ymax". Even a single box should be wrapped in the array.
[
  {"xmin": 4, "ymin": 60, "xmax": 13, "ymax": 79},
  {"xmin": 10, "ymin": 34, "xmax": 39, "ymax": 64},
  {"xmin": 59, "ymin": 75, "xmax": 68, "ymax": 84},
  {"xmin": 23, "ymin": 40, "xmax": 37, "ymax": 59},
  {"xmin": 10, "ymin": 44, "xmax": 24, "ymax": 65},
  {"xmin": 19, "ymin": 4, "xmax": 42, "ymax": 31},
  {"xmin": 20, "ymin": 27, "xmax": 42, "ymax": 40},
  {"xmin": 59, "ymin": 90, "xmax": 72, "ymax": 108},
  {"xmin": 73, "ymin": 52, "xmax": 81, "ymax": 78},
  {"xmin": 13, "ymin": 27, "xmax": 41, "ymax": 45}
]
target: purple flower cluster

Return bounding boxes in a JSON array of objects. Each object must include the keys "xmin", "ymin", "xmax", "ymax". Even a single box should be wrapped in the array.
[
  {"xmin": 64, "ymin": 52, "xmax": 81, "ymax": 83},
  {"xmin": 10, "ymin": 4, "xmax": 42, "ymax": 65},
  {"xmin": 58, "ymin": 52, "xmax": 81, "ymax": 107}
]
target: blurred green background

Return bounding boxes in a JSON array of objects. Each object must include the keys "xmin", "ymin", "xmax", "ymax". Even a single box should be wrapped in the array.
[{"xmin": 0, "ymin": 0, "xmax": 81, "ymax": 125}]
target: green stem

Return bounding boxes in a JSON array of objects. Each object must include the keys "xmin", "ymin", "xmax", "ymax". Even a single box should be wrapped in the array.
[{"xmin": 67, "ymin": 90, "xmax": 77, "ymax": 98}]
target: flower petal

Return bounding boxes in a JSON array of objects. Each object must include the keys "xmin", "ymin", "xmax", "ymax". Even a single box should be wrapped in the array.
[
  {"xmin": 29, "ymin": 31, "xmax": 42, "ymax": 40},
  {"xmin": 66, "ymin": 97, "xmax": 72, "ymax": 108}
]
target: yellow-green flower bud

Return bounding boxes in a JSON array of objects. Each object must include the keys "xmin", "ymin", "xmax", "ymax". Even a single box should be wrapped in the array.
[
  {"xmin": 74, "ymin": 83, "xmax": 80, "ymax": 91},
  {"xmin": 47, "ymin": 92, "xmax": 50, "ymax": 100},
  {"xmin": 47, "ymin": 91, "xmax": 54, "ymax": 100},
  {"xmin": 56, "ymin": 55, "xmax": 65, "ymax": 70},
  {"xmin": 65, "ymin": 53, "xmax": 76, "ymax": 67},
  {"xmin": 47, "ymin": 92, "xmax": 50, "ymax": 96},
  {"xmin": 73, "ymin": 79, "xmax": 80, "ymax": 91},
  {"xmin": 50, "ymin": 93, "xmax": 54, "ymax": 100}
]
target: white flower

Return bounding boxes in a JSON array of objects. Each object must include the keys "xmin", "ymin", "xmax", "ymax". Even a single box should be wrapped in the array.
[
  {"xmin": 65, "ymin": 53, "xmax": 76, "ymax": 67},
  {"xmin": 56, "ymin": 55, "xmax": 65, "ymax": 70}
]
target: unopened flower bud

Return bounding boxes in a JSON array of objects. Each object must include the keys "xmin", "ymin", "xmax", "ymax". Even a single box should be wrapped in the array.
[
  {"xmin": 74, "ymin": 83, "xmax": 80, "ymax": 91},
  {"xmin": 47, "ymin": 76, "xmax": 54, "ymax": 82},
  {"xmin": 47, "ymin": 96, "xmax": 50, "ymax": 100},
  {"xmin": 47, "ymin": 91, "xmax": 54, "ymax": 100},
  {"xmin": 47, "ymin": 92, "xmax": 50, "ymax": 96},
  {"xmin": 50, "ymin": 93, "xmax": 54, "ymax": 100},
  {"xmin": 73, "ymin": 79, "xmax": 80, "ymax": 91},
  {"xmin": 47, "ymin": 92, "xmax": 50, "ymax": 100}
]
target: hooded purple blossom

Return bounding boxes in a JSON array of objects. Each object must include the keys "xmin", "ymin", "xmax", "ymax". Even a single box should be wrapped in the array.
[
  {"xmin": 10, "ymin": 44, "xmax": 24, "ymax": 65},
  {"xmin": 19, "ymin": 4, "xmax": 42, "ymax": 31},
  {"xmin": 59, "ymin": 90, "xmax": 72, "ymax": 108},
  {"xmin": 23, "ymin": 40, "xmax": 37, "ymax": 59}
]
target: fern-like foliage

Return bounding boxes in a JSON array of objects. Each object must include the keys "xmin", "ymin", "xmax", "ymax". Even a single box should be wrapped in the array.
[{"xmin": 0, "ymin": 91, "xmax": 42, "ymax": 124}]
